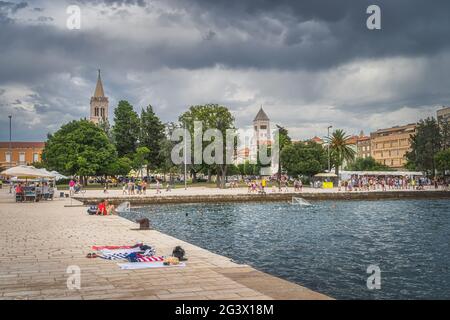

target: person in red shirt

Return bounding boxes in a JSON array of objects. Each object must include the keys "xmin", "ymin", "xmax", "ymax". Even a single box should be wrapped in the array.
[
  {"xmin": 95, "ymin": 199, "xmax": 115, "ymax": 215},
  {"xmin": 15, "ymin": 184, "xmax": 23, "ymax": 194},
  {"xmin": 15, "ymin": 184, "xmax": 24, "ymax": 202},
  {"xmin": 96, "ymin": 199, "xmax": 107, "ymax": 215}
]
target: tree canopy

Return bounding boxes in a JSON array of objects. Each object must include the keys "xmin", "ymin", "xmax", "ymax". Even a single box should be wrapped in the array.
[
  {"xmin": 325, "ymin": 129, "xmax": 356, "ymax": 176},
  {"xmin": 42, "ymin": 119, "xmax": 117, "ymax": 178},
  {"xmin": 346, "ymin": 156, "xmax": 393, "ymax": 171},
  {"xmin": 140, "ymin": 105, "xmax": 165, "ymax": 173},
  {"xmin": 179, "ymin": 104, "xmax": 235, "ymax": 188},
  {"xmin": 280, "ymin": 141, "xmax": 327, "ymax": 177},
  {"xmin": 406, "ymin": 117, "xmax": 442, "ymax": 176},
  {"xmin": 112, "ymin": 100, "xmax": 140, "ymax": 158},
  {"xmin": 435, "ymin": 149, "xmax": 450, "ymax": 175}
]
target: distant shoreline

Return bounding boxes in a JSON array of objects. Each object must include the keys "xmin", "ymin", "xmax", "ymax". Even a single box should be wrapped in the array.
[{"xmin": 74, "ymin": 190, "xmax": 450, "ymax": 205}]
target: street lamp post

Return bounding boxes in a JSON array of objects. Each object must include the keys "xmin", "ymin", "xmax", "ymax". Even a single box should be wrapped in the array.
[
  {"xmin": 8, "ymin": 115, "xmax": 12, "ymax": 168},
  {"xmin": 184, "ymin": 123, "xmax": 187, "ymax": 190},
  {"xmin": 327, "ymin": 125, "xmax": 333, "ymax": 173}
]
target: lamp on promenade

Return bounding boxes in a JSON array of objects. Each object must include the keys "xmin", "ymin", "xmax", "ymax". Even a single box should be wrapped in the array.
[
  {"xmin": 8, "ymin": 115, "xmax": 12, "ymax": 168},
  {"xmin": 327, "ymin": 125, "xmax": 333, "ymax": 173},
  {"xmin": 184, "ymin": 122, "xmax": 187, "ymax": 190}
]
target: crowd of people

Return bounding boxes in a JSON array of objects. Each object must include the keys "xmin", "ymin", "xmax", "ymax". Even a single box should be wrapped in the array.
[
  {"xmin": 12, "ymin": 181, "xmax": 55, "ymax": 202},
  {"xmin": 337, "ymin": 175, "xmax": 449, "ymax": 192},
  {"xmin": 120, "ymin": 179, "xmax": 171, "ymax": 195}
]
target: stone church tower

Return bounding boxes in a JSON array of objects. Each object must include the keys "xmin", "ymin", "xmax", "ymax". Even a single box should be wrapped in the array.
[
  {"xmin": 89, "ymin": 70, "xmax": 109, "ymax": 124},
  {"xmin": 253, "ymin": 106, "xmax": 270, "ymax": 145}
]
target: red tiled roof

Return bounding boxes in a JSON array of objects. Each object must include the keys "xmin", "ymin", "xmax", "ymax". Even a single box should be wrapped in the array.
[
  {"xmin": 310, "ymin": 136, "xmax": 324, "ymax": 143},
  {"xmin": 0, "ymin": 141, "xmax": 45, "ymax": 149},
  {"xmin": 357, "ymin": 136, "xmax": 370, "ymax": 142}
]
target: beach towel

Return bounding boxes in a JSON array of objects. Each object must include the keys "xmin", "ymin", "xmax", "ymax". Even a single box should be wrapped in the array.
[
  {"xmin": 136, "ymin": 254, "xmax": 164, "ymax": 262},
  {"xmin": 97, "ymin": 247, "xmax": 157, "ymax": 261},
  {"xmin": 117, "ymin": 262, "xmax": 186, "ymax": 270},
  {"xmin": 92, "ymin": 244, "xmax": 142, "ymax": 250}
]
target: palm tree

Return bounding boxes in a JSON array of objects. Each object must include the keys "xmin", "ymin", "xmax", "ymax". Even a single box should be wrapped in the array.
[{"xmin": 325, "ymin": 129, "xmax": 356, "ymax": 176}]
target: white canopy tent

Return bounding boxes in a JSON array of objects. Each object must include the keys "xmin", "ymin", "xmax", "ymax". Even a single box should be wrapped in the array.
[
  {"xmin": 340, "ymin": 170, "xmax": 424, "ymax": 180},
  {"xmin": 1, "ymin": 165, "xmax": 53, "ymax": 178},
  {"xmin": 50, "ymin": 171, "xmax": 68, "ymax": 181}
]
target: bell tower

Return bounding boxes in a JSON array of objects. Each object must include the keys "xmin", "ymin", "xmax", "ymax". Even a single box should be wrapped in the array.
[
  {"xmin": 90, "ymin": 69, "xmax": 109, "ymax": 124},
  {"xmin": 253, "ymin": 106, "xmax": 270, "ymax": 145}
]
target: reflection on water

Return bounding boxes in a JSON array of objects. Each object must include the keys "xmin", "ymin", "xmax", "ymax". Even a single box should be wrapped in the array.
[{"xmin": 120, "ymin": 199, "xmax": 450, "ymax": 299}]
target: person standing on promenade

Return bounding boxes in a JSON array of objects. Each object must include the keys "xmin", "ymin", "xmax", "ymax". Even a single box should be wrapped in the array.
[
  {"xmin": 69, "ymin": 179, "xmax": 75, "ymax": 196},
  {"xmin": 142, "ymin": 180, "xmax": 147, "ymax": 195},
  {"xmin": 156, "ymin": 179, "xmax": 161, "ymax": 194}
]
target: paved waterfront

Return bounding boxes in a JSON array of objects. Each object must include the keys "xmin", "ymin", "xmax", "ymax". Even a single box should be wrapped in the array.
[{"xmin": 0, "ymin": 189, "xmax": 330, "ymax": 300}]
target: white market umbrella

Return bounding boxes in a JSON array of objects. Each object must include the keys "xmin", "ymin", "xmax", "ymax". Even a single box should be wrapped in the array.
[
  {"xmin": 0, "ymin": 165, "xmax": 51, "ymax": 179},
  {"xmin": 50, "ymin": 171, "xmax": 68, "ymax": 181}
]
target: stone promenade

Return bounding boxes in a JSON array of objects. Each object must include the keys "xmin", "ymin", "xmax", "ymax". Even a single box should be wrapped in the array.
[{"xmin": 0, "ymin": 189, "xmax": 331, "ymax": 300}]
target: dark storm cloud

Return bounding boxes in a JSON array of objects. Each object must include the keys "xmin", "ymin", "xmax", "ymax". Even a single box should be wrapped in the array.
[
  {"xmin": 76, "ymin": 0, "xmax": 148, "ymax": 7},
  {"xmin": 0, "ymin": 0, "xmax": 27, "ymax": 22},
  {"xmin": 163, "ymin": 0, "xmax": 450, "ymax": 70},
  {"xmin": 1, "ymin": 0, "xmax": 450, "ymax": 78},
  {"xmin": 1, "ymin": 0, "xmax": 450, "ymax": 141}
]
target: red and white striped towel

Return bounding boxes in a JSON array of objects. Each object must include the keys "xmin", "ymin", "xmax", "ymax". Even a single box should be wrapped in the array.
[
  {"xmin": 136, "ymin": 254, "xmax": 164, "ymax": 262},
  {"xmin": 92, "ymin": 244, "xmax": 142, "ymax": 250}
]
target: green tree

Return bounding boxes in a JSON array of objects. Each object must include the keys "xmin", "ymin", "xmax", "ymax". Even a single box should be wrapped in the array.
[
  {"xmin": 435, "ymin": 149, "xmax": 450, "ymax": 176},
  {"xmin": 140, "ymin": 105, "xmax": 165, "ymax": 175},
  {"xmin": 346, "ymin": 156, "xmax": 393, "ymax": 171},
  {"xmin": 280, "ymin": 141, "xmax": 327, "ymax": 177},
  {"xmin": 106, "ymin": 157, "xmax": 132, "ymax": 177},
  {"xmin": 275, "ymin": 125, "xmax": 291, "ymax": 188},
  {"xmin": 325, "ymin": 129, "xmax": 356, "ymax": 176},
  {"xmin": 406, "ymin": 118, "xmax": 441, "ymax": 176},
  {"xmin": 42, "ymin": 120, "xmax": 117, "ymax": 185},
  {"xmin": 440, "ymin": 121, "xmax": 450, "ymax": 149},
  {"xmin": 132, "ymin": 146, "xmax": 150, "ymax": 178},
  {"xmin": 179, "ymin": 104, "xmax": 235, "ymax": 188},
  {"xmin": 98, "ymin": 118, "xmax": 112, "ymax": 141},
  {"xmin": 112, "ymin": 100, "xmax": 140, "ymax": 158},
  {"xmin": 159, "ymin": 122, "xmax": 182, "ymax": 182}
]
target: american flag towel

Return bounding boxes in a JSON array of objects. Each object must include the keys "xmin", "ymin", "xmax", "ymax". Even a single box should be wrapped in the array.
[{"xmin": 99, "ymin": 252, "xmax": 131, "ymax": 260}]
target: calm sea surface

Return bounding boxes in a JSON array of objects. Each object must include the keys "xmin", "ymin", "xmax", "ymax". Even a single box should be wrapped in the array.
[{"xmin": 120, "ymin": 199, "xmax": 450, "ymax": 299}]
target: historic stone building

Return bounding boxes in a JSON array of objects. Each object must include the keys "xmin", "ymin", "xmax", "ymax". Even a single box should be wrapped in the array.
[
  {"xmin": 370, "ymin": 123, "xmax": 416, "ymax": 169},
  {"xmin": 0, "ymin": 142, "xmax": 45, "ymax": 169},
  {"xmin": 234, "ymin": 107, "xmax": 274, "ymax": 173},
  {"xmin": 437, "ymin": 106, "xmax": 450, "ymax": 125},
  {"xmin": 89, "ymin": 70, "xmax": 109, "ymax": 124}
]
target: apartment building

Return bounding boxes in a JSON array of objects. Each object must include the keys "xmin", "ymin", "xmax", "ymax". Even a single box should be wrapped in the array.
[{"xmin": 370, "ymin": 124, "xmax": 416, "ymax": 169}]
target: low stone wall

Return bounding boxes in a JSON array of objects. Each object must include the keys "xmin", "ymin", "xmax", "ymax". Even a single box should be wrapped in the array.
[{"xmin": 74, "ymin": 190, "xmax": 450, "ymax": 205}]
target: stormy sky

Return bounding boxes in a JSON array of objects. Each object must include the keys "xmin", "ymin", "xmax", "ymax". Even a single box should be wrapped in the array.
[{"xmin": 1, "ymin": 0, "xmax": 450, "ymax": 141}]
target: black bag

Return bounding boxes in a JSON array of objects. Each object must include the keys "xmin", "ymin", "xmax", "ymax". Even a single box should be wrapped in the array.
[
  {"xmin": 172, "ymin": 246, "xmax": 187, "ymax": 261},
  {"xmin": 87, "ymin": 205, "xmax": 97, "ymax": 215}
]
